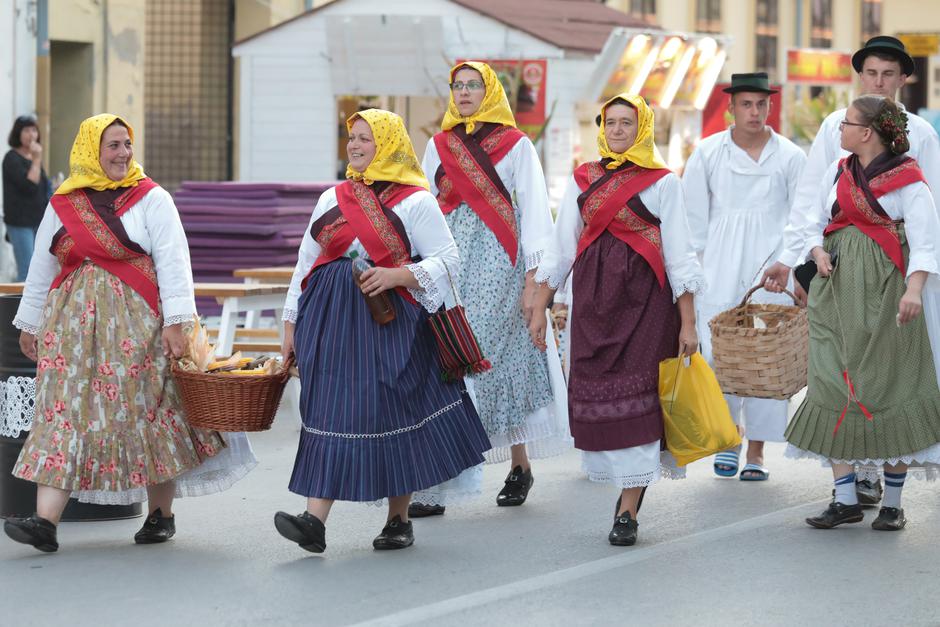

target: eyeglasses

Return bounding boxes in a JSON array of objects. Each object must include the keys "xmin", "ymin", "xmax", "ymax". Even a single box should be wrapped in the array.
[
  {"xmin": 839, "ymin": 119, "xmax": 869, "ymax": 130},
  {"xmin": 450, "ymin": 80, "xmax": 485, "ymax": 92}
]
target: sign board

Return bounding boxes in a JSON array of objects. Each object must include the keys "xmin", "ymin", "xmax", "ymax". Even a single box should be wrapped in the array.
[
  {"xmin": 786, "ymin": 48, "xmax": 853, "ymax": 85},
  {"xmin": 457, "ymin": 59, "xmax": 548, "ymax": 140},
  {"xmin": 898, "ymin": 33, "xmax": 940, "ymax": 57}
]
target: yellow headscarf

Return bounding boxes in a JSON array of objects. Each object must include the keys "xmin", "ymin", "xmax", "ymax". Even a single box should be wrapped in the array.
[
  {"xmin": 55, "ymin": 113, "xmax": 147, "ymax": 196},
  {"xmin": 441, "ymin": 61, "xmax": 517, "ymax": 134},
  {"xmin": 345, "ymin": 109, "xmax": 429, "ymax": 190},
  {"xmin": 596, "ymin": 93, "xmax": 668, "ymax": 171}
]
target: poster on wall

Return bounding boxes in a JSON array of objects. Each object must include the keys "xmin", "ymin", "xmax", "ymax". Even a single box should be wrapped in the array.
[
  {"xmin": 701, "ymin": 83, "xmax": 782, "ymax": 139},
  {"xmin": 786, "ymin": 48, "xmax": 853, "ymax": 84},
  {"xmin": 458, "ymin": 59, "xmax": 548, "ymax": 139}
]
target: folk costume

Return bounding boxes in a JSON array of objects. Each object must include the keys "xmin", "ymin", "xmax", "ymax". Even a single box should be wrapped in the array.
[
  {"xmin": 536, "ymin": 94, "xmax": 704, "ymax": 494},
  {"xmin": 414, "ymin": 61, "xmax": 569, "ymax": 509},
  {"xmin": 10, "ymin": 114, "xmax": 256, "ymax": 506},
  {"xmin": 281, "ymin": 110, "xmax": 490, "ymax": 506},
  {"xmin": 682, "ymin": 74, "xmax": 807, "ymax": 476}
]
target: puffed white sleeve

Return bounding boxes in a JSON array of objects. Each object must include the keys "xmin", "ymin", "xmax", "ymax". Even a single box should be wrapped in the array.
[
  {"xmin": 652, "ymin": 173, "xmax": 705, "ymax": 300},
  {"xmin": 13, "ymin": 205, "xmax": 61, "ymax": 334},
  {"xmin": 142, "ymin": 188, "xmax": 196, "ymax": 326},
  {"xmin": 780, "ymin": 161, "xmax": 836, "ymax": 266},
  {"xmin": 534, "ymin": 175, "xmax": 582, "ymax": 289},
  {"xmin": 780, "ymin": 114, "xmax": 839, "ymax": 267},
  {"xmin": 511, "ymin": 137, "xmax": 553, "ymax": 271},
  {"xmin": 403, "ymin": 191, "xmax": 460, "ymax": 313},
  {"xmin": 421, "ymin": 138, "xmax": 442, "ymax": 197},
  {"xmin": 680, "ymin": 145, "xmax": 711, "ymax": 254},
  {"xmin": 283, "ymin": 192, "xmax": 329, "ymax": 323},
  {"xmin": 899, "ymin": 181, "xmax": 940, "ymax": 278}
]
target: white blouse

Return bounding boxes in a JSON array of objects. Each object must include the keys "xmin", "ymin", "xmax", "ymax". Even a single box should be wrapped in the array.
[
  {"xmin": 780, "ymin": 161, "xmax": 940, "ymax": 279},
  {"xmin": 535, "ymin": 171, "xmax": 705, "ymax": 300},
  {"xmin": 283, "ymin": 186, "xmax": 460, "ymax": 321},
  {"xmin": 421, "ymin": 134, "xmax": 553, "ymax": 271},
  {"xmin": 13, "ymin": 186, "xmax": 196, "ymax": 335}
]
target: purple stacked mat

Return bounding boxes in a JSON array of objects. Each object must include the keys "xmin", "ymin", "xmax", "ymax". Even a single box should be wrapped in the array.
[{"xmin": 174, "ymin": 181, "xmax": 338, "ymax": 314}]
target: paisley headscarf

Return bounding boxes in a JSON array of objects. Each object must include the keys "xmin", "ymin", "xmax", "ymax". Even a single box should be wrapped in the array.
[
  {"xmin": 55, "ymin": 113, "xmax": 147, "ymax": 196},
  {"xmin": 596, "ymin": 93, "xmax": 668, "ymax": 171},
  {"xmin": 441, "ymin": 61, "xmax": 517, "ymax": 134},
  {"xmin": 345, "ymin": 109, "xmax": 429, "ymax": 190}
]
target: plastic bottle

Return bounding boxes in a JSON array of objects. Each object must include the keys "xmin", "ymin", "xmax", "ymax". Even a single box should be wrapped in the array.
[{"xmin": 349, "ymin": 251, "xmax": 396, "ymax": 325}]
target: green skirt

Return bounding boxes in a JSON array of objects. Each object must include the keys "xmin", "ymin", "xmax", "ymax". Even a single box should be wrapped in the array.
[{"xmin": 785, "ymin": 226, "xmax": 940, "ymax": 462}]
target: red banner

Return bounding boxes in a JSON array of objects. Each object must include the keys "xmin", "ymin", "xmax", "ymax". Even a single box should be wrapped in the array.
[
  {"xmin": 457, "ymin": 59, "xmax": 547, "ymax": 139},
  {"xmin": 786, "ymin": 48, "xmax": 853, "ymax": 85}
]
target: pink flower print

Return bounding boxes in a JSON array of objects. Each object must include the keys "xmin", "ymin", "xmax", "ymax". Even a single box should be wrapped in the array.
[
  {"xmin": 85, "ymin": 300, "xmax": 96, "ymax": 314},
  {"xmin": 130, "ymin": 471, "xmax": 145, "ymax": 486},
  {"xmin": 128, "ymin": 364, "xmax": 141, "ymax": 379},
  {"xmin": 51, "ymin": 451, "xmax": 65, "ymax": 470},
  {"xmin": 104, "ymin": 384, "xmax": 118, "ymax": 402},
  {"xmin": 43, "ymin": 409, "xmax": 54, "ymax": 423},
  {"xmin": 63, "ymin": 277, "xmax": 74, "ymax": 291},
  {"xmin": 86, "ymin": 459, "xmax": 96, "ymax": 471},
  {"xmin": 44, "ymin": 457, "xmax": 55, "ymax": 471},
  {"xmin": 100, "ymin": 460, "xmax": 116, "ymax": 474},
  {"xmin": 120, "ymin": 339, "xmax": 134, "ymax": 356},
  {"xmin": 155, "ymin": 461, "xmax": 168, "ymax": 475},
  {"xmin": 92, "ymin": 378, "xmax": 103, "ymax": 393},
  {"xmin": 53, "ymin": 354, "xmax": 67, "ymax": 373},
  {"xmin": 201, "ymin": 443, "xmax": 216, "ymax": 457},
  {"xmin": 20, "ymin": 465, "xmax": 33, "ymax": 480},
  {"xmin": 42, "ymin": 331, "xmax": 57, "ymax": 349},
  {"xmin": 30, "ymin": 451, "xmax": 39, "ymax": 462},
  {"xmin": 146, "ymin": 409, "xmax": 157, "ymax": 423},
  {"xmin": 37, "ymin": 357, "xmax": 52, "ymax": 372},
  {"xmin": 80, "ymin": 312, "xmax": 87, "ymax": 326},
  {"xmin": 53, "ymin": 400, "xmax": 65, "ymax": 414},
  {"xmin": 97, "ymin": 362, "xmax": 115, "ymax": 377},
  {"xmin": 61, "ymin": 419, "xmax": 73, "ymax": 431},
  {"xmin": 108, "ymin": 277, "xmax": 125, "ymax": 297},
  {"xmin": 51, "ymin": 431, "xmax": 62, "ymax": 446},
  {"xmin": 142, "ymin": 355, "xmax": 153, "ymax": 370},
  {"xmin": 79, "ymin": 477, "xmax": 91, "ymax": 490}
]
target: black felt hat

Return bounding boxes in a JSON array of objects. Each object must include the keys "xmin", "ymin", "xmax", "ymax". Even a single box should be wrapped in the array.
[
  {"xmin": 722, "ymin": 72, "xmax": 778, "ymax": 95},
  {"xmin": 852, "ymin": 36, "xmax": 915, "ymax": 75}
]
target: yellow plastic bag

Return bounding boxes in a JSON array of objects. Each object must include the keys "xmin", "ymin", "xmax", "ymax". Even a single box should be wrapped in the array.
[{"xmin": 659, "ymin": 353, "xmax": 741, "ymax": 467}]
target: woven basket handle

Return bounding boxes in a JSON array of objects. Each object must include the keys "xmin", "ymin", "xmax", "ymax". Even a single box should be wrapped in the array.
[{"xmin": 738, "ymin": 284, "xmax": 799, "ymax": 308}]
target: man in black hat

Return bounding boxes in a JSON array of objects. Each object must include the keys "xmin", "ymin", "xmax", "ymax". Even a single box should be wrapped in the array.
[
  {"xmin": 683, "ymin": 73, "xmax": 806, "ymax": 482},
  {"xmin": 763, "ymin": 35, "xmax": 940, "ymax": 505}
]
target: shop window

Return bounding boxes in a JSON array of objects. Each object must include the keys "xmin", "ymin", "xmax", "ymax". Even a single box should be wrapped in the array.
[
  {"xmin": 755, "ymin": 0, "xmax": 779, "ymax": 82},
  {"xmin": 810, "ymin": 0, "xmax": 833, "ymax": 48},
  {"xmin": 629, "ymin": 0, "xmax": 657, "ymax": 24},
  {"xmin": 861, "ymin": 0, "xmax": 882, "ymax": 42}
]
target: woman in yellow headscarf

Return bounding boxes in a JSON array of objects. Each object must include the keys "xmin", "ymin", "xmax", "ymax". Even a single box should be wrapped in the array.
[
  {"xmin": 274, "ymin": 109, "xmax": 489, "ymax": 553},
  {"xmin": 4, "ymin": 114, "xmax": 257, "ymax": 553},
  {"xmin": 529, "ymin": 94, "xmax": 704, "ymax": 547},
  {"xmin": 411, "ymin": 62, "xmax": 570, "ymax": 518}
]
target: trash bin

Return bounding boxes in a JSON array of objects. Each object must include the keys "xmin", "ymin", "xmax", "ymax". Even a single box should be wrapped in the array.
[{"xmin": 0, "ymin": 294, "xmax": 141, "ymax": 520}]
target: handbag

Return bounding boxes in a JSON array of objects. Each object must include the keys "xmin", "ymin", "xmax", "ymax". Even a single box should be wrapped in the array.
[{"xmin": 427, "ymin": 264, "xmax": 492, "ymax": 381}]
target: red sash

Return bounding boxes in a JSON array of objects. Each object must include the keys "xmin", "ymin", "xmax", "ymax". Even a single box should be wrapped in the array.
[
  {"xmin": 824, "ymin": 156, "xmax": 925, "ymax": 275},
  {"xmin": 302, "ymin": 181, "xmax": 424, "ymax": 303},
  {"xmin": 573, "ymin": 161, "xmax": 671, "ymax": 287},
  {"xmin": 433, "ymin": 124, "xmax": 525, "ymax": 265},
  {"xmin": 50, "ymin": 179, "xmax": 162, "ymax": 314}
]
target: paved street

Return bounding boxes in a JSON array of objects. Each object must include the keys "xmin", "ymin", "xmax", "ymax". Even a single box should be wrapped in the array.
[{"xmin": 2, "ymin": 401, "xmax": 937, "ymax": 626}]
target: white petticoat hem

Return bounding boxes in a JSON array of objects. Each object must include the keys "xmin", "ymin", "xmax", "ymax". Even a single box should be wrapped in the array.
[
  {"xmin": 371, "ymin": 463, "xmax": 485, "ymax": 507},
  {"xmin": 784, "ymin": 443, "xmax": 940, "ymax": 481}
]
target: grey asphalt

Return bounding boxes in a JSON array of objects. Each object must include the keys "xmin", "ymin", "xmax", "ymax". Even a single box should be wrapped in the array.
[{"xmin": 1, "ymin": 402, "xmax": 936, "ymax": 626}]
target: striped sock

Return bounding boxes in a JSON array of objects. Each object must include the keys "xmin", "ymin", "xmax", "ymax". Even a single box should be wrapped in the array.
[
  {"xmin": 883, "ymin": 471, "xmax": 907, "ymax": 508},
  {"xmin": 834, "ymin": 472, "xmax": 858, "ymax": 505}
]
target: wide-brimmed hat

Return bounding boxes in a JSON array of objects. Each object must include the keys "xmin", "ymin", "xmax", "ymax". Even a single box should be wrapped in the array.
[
  {"xmin": 852, "ymin": 36, "xmax": 915, "ymax": 75},
  {"xmin": 722, "ymin": 72, "xmax": 778, "ymax": 95}
]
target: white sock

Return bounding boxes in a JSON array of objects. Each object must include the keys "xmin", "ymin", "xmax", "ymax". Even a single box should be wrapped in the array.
[
  {"xmin": 834, "ymin": 472, "xmax": 858, "ymax": 505},
  {"xmin": 882, "ymin": 471, "xmax": 907, "ymax": 508}
]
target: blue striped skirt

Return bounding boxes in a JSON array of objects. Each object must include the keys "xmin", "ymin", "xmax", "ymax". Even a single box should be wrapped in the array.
[{"xmin": 289, "ymin": 259, "xmax": 491, "ymax": 501}]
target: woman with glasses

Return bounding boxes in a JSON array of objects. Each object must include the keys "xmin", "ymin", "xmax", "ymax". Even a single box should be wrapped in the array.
[
  {"xmin": 3, "ymin": 116, "xmax": 51, "ymax": 281},
  {"xmin": 528, "ymin": 94, "xmax": 703, "ymax": 546},
  {"xmin": 410, "ymin": 62, "xmax": 569, "ymax": 517},
  {"xmin": 765, "ymin": 95, "xmax": 940, "ymax": 531}
]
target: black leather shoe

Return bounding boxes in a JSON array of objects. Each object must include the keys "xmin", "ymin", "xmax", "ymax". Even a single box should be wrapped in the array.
[
  {"xmin": 496, "ymin": 465, "xmax": 533, "ymax": 506},
  {"xmin": 408, "ymin": 502, "xmax": 445, "ymax": 518},
  {"xmin": 805, "ymin": 502, "xmax": 864, "ymax": 529},
  {"xmin": 608, "ymin": 512, "xmax": 639, "ymax": 546},
  {"xmin": 372, "ymin": 515, "xmax": 414, "ymax": 550},
  {"xmin": 134, "ymin": 508, "xmax": 176, "ymax": 544},
  {"xmin": 3, "ymin": 514, "xmax": 58, "ymax": 552},
  {"xmin": 871, "ymin": 506, "xmax": 906, "ymax": 531},
  {"xmin": 274, "ymin": 511, "xmax": 326, "ymax": 553},
  {"xmin": 856, "ymin": 479, "xmax": 883, "ymax": 507}
]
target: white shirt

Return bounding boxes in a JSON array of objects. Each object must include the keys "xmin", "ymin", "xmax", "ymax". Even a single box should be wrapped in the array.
[
  {"xmin": 683, "ymin": 128, "xmax": 806, "ymax": 309},
  {"xmin": 422, "ymin": 134, "xmax": 553, "ymax": 271},
  {"xmin": 283, "ymin": 186, "xmax": 460, "ymax": 321},
  {"xmin": 780, "ymin": 105, "xmax": 940, "ymax": 267},
  {"xmin": 535, "ymin": 171, "xmax": 704, "ymax": 300},
  {"xmin": 793, "ymin": 161, "xmax": 940, "ymax": 279},
  {"xmin": 14, "ymin": 186, "xmax": 196, "ymax": 334}
]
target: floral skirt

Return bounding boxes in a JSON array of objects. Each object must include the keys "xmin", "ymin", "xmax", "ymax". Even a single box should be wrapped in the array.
[{"xmin": 13, "ymin": 262, "xmax": 226, "ymax": 499}]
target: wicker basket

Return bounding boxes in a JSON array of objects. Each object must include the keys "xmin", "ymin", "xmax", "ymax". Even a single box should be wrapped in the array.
[
  {"xmin": 708, "ymin": 285, "xmax": 808, "ymax": 400},
  {"xmin": 172, "ymin": 358, "xmax": 292, "ymax": 432}
]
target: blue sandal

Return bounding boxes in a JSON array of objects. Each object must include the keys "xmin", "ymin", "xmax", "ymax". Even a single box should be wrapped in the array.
[
  {"xmin": 713, "ymin": 451, "xmax": 740, "ymax": 477},
  {"xmin": 739, "ymin": 463, "xmax": 770, "ymax": 481}
]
